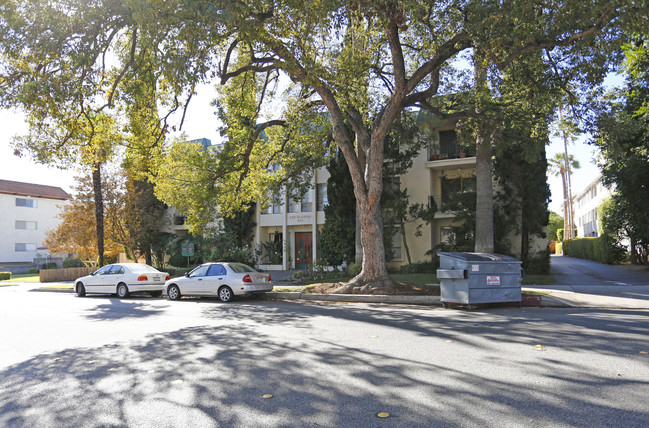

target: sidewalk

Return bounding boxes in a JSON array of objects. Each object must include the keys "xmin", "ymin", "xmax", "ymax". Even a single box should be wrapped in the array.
[{"xmin": 7, "ymin": 277, "xmax": 649, "ymax": 309}]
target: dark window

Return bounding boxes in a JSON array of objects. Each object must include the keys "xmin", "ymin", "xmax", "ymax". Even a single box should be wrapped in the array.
[
  {"xmin": 441, "ymin": 176, "xmax": 476, "ymax": 205},
  {"xmin": 439, "ymin": 131, "xmax": 459, "ymax": 158},
  {"xmin": 207, "ymin": 264, "xmax": 227, "ymax": 276}
]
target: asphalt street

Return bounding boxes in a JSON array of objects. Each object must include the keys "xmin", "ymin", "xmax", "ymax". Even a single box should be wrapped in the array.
[{"xmin": 1, "ymin": 286, "xmax": 648, "ymax": 427}]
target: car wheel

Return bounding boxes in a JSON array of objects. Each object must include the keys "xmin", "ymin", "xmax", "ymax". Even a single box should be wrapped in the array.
[
  {"xmin": 218, "ymin": 286, "xmax": 234, "ymax": 303},
  {"xmin": 117, "ymin": 283, "xmax": 130, "ymax": 298},
  {"xmin": 76, "ymin": 282, "xmax": 86, "ymax": 297},
  {"xmin": 149, "ymin": 291, "xmax": 163, "ymax": 298},
  {"xmin": 167, "ymin": 284, "xmax": 181, "ymax": 301}
]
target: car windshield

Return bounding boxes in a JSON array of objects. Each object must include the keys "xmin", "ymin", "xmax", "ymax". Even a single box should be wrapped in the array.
[
  {"xmin": 229, "ymin": 263, "xmax": 256, "ymax": 274},
  {"xmin": 128, "ymin": 264, "xmax": 159, "ymax": 273}
]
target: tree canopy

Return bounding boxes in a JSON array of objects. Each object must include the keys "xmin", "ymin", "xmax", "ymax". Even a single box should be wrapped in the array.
[{"xmin": 2, "ymin": 0, "xmax": 646, "ymax": 289}]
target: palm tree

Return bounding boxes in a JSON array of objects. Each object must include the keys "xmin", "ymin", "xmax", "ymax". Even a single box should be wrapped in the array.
[{"xmin": 548, "ymin": 153, "xmax": 580, "ymax": 240}]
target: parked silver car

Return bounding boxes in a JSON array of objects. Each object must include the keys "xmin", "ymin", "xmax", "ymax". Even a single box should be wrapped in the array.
[{"xmin": 165, "ymin": 262, "xmax": 273, "ymax": 302}]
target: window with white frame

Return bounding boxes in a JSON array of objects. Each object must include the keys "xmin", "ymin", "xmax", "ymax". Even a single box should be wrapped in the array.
[
  {"xmin": 316, "ymin": 183, "xmax": 328, "ymax": 211},
  {"xmin": 301, "ymin": 190, "xmax": 313, "ymax": 212},
  {"xmin": 15, "ymin": 243, "xmax": 37, "ymax": 252},
  {"xmin": 16, "ymin": 198, "xmax": 38, "ymax": 208},
  {"xmin": 15, "ymin": 221, "xmax": 37, "ymax": 230}
]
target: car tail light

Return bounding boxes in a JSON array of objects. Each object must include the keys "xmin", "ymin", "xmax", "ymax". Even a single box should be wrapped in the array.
[
  {"xmin": 137, "ymin": 275, "xmax": 148, "ymax": 281},
  {"xmin": 242, "ymin": 274, "xmax": 252, "ymax": 282},
  {"xmin": 268, "ymin": 274, "xmax": 271, "ymax": 282},
  {"xmin": 165, "ymin": 275, "xmax": 170, "ymax": 280}
]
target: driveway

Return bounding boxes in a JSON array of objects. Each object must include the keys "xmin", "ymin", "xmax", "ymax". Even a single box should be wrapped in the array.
[{"xmin": 551, "ymin": 255, "xmax": 649, "ymax": 286}]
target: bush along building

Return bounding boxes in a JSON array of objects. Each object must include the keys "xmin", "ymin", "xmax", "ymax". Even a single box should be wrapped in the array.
[{"xmin": 249, "ymin": 113, "xmax": 550, "ymax": 274}]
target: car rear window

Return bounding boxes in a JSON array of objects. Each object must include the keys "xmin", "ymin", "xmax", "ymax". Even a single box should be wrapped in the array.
[
  {"xmin": 128, "ymin": 264, "xmax": 159, "ymax": 273},
  {"xmin": 229, "ymin": 263, "xmax": 256, "ymax": 273}
]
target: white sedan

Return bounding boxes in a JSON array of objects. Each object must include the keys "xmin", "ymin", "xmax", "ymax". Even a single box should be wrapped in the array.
[
  {"xmin": 74, "ymin": 263, "xmax": 170, "ymax": 298},
  {"xmin": 165, "ymin": 262, "xmax": 273, "ymax": 302}
]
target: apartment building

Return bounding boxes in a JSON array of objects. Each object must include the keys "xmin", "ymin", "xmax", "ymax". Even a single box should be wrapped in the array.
[
  {"xmin": 253, "ymin": 113, "xmax": 546, "ymax": 271},
  {"xmin": 574, "ymin": 174, "xmax": 611, "ymax": 238},
  {"xmin": 0, "ymin": 179, "xmax": 70, "ymax": 272}
]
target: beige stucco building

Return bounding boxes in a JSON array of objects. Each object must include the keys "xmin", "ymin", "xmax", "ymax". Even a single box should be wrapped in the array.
[
  {"xmin": 0, "ymin": 179, "xmax": 70, "ymax": 272},
  {"xmin": 252, "ymin": 116, "xmax": 547, "ymax": 271}
]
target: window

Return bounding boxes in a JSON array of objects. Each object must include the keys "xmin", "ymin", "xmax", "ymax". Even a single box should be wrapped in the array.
[
  {"xmin": 95, "ymin": 265, "xmax": 112, "ymax": 275},
  {"xmin": 301, "ymin": 190, "xmax": 313, "ymax": 212},
  {"xmin": 15, "ymin": 221, "xmax": 37, "ymax": 230},
  {"xmin": 189, "ymin": 265, "xmax": 209, "ymax": 277},
  {"xmin": 441, "ymin": 176, "xmax": 476, "ymax": 205},
  {"xmin": 317, "ymin": 184, "xmax": 328, "ymax": 211},
  {"xmin": 207, "ymin": 264, "xmax": 227, "ymax": 276},
  {"xmin": 15, "ymin": 243, "xmax": 37, "ymax": 252},
  {"xmin": 16, "ymin": 198, "xmax": 37, "ymax": 208},
  {"xmin": 439, "ymin": 130, "xmax": 459, "ymax": 157},
  {"xmin": 109, "ymin": 265, "xmax": 125, "ymax": 275},
  {"xmin": 390, "ymin": 231, "xmax": 402, "ymax": 259},
  {"xmin": 288, "ymin": 196, "xmax": 299, "ymax": 213}
]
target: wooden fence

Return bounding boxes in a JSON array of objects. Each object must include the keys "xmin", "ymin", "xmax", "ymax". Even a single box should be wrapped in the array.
[{"xmin": 40, "ymin": 267, "xmax": 94, "ymax": 283}]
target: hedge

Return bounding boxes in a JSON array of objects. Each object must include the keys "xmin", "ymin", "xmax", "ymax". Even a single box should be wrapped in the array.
[
  {"xmin": 563, "ymin": 236, "xmax": 626, "ymax": 264},
  {"xmin": 0, "ymin": 272, "xmax": 11, "ymax": 280}
]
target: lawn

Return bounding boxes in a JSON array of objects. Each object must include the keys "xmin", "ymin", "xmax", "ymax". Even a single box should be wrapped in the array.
[{"xmin": 0, "ymin": 274, "xmax": 41, "ymax": 283}]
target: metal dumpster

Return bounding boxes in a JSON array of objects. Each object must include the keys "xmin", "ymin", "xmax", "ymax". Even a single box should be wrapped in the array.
[{"xmin": 437, "ymin": 252, "xmax": 522, "ymax": 308}]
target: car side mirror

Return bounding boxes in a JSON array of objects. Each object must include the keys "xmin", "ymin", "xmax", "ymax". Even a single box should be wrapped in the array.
[
  {"xmin": 90, "ymin": 272, "xmax": 96, "ymax": 276},
  {"xmin": 184, "ymin": 272, "xmax": 190, "ymax": 277}
]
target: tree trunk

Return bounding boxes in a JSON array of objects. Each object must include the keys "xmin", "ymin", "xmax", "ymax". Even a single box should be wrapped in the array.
[
  {"xmin": 92, "ymin": 162, "xmax": 105, "ymax": 266},
  {"xmin": 560, "ymin": 169, "xmax": 568, "ymax": 238},
  {"xmin": 401, "ymin": 223, "xmax": 412, "ymax": 265},
  {"xmin": 475, "ymin": 133, "xmax": 494, "ymax": 253},
  {"xmin": 474, "ymin": 49, "xmax": 494, "ymax": 253}
]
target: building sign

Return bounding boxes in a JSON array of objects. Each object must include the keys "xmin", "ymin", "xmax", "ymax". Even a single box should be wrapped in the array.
[
  {"xmin": 288, "ymin": 213, "xmax": 313, "ymax": 225},
  {"xmin": 181, "ymin": 242, "xmax": 195, "ymax": 257},
  {"xmin": 486, "ymin": 275, "xmax": 501, "ymax": 286}
]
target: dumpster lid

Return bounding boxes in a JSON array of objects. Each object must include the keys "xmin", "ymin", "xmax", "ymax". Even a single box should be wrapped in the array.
[{"xmin": 437, "ymin": 252, "xmax": 521, "ymax": 263}]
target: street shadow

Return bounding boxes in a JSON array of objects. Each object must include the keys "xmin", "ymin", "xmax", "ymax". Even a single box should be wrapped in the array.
[
  {"xmin": 83, "ymin": 298, "xmax": 165, "ymax": 321},
  {"xmin": 1, "ymin": 303, "xmax": 648, "ymax": 426}
]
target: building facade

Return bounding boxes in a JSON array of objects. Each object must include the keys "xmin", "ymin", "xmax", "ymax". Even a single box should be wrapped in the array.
[
  {"xmin": 574, "ymin": 174, "xmax": 611, "ymax": 238},
  {"xmin": 0, "ymin": 179, "xmax": 70, "ymax": 272},
  {"xmin": 252, "ymin": 116, "xmax": 548, "ymax": 271}
]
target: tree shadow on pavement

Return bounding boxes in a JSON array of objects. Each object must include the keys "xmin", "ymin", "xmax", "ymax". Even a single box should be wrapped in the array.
[{"xmin": 2, "ymin": 302, "xmax": 648, "ymax": 426}]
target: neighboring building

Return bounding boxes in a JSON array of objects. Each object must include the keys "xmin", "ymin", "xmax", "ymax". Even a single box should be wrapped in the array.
[
  {"xmin": 574, "ymin": 174, "xmax": 611, "ymax": 238},
  {"xmin": 0, "ymin": 179, "xmax": 70, "ymax": 272}
]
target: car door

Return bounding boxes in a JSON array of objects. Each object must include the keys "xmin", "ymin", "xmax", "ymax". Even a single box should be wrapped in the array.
[
  {"xmin": 86, "ymin": 265, "xmax": 113, "ymax": 292},
  {"xmin": 183, "ymin": 265, "xmax": 210, "ymax": 295},
  {"xmin": 107, "ymin": 265, "xmax": 126, "ymax": 292},
  {"xmin": 203, "ymin": 264, "xmax": 227, "ymax": 296}
]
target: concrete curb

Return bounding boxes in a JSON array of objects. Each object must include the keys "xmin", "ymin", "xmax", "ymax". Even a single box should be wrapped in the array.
[{"xmin": 265, "ymin": 292, "xmax": 440, "ymax": 305}]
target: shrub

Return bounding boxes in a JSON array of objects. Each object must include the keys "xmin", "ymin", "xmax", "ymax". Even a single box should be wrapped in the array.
[
  {"xmin": 27, "ymin": 268, "xmax": 38, "ymax": 274},
  {"xmin": 63, "ymin": 257, "xmax": 85, "ymax": 268},
  {"xmin": 522, "ymin": 249, "xmax": 550, "ymax": 274},
  {"xmin": 0, "ymin": 272, "xmax": 11, "ymax": 280},
  {"xmin": 563, "ymin": 237, "xmax": 626, "ymax": 264},
  {"xmin": 168, "ymin": 254, "xmax": 189, "ymax": 268},
  {"xmin": 399, "ymin": 261, "xmax": 438, "ymax": 274},
  {"xmin": 40, "ymin": 262, "xmax": 58, "ymax": 270},
  {"xmin": 347, "ymin": 263, "xmax": 361, "ymax": 276}
]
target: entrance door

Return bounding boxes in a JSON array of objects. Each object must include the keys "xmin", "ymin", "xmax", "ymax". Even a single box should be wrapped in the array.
[{"xmin": 295, "ymin": 232, "xmax": 313, "ymax": 269}]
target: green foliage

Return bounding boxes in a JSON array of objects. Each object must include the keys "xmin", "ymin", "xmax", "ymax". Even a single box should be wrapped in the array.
[
  {"xmin": 399, "ymin": 261, "xmax": 438, "ymax": 274},
  {"xmin": 261, "ymin": 239, "xmax": 283, "ymax": 265},
  {"xmin": 521, "ymin": 250, "xmax": 551, "ymax": 275},
  {"xmin": 592, "ymin": 40, "xmax": 649, "ymax": 264},
  {"xmin": 0, "ymin": 272, "xmax": 11, "ymax": 280},
  {"xmin": 319, "ymin": 150, "xmax": 356, "ymax": 266},
  {"xmin": 547, "ymin": 212, "xmax": 564, "ymax": 241},
  {"xmin": 347, "ymin": 263, "xmax": 362, "ymax": 276},
  {"xmin": 223, "ymin": 203, "xmax": 257, "ymax": 248},
  {"xmin": 168, "ymin": 254, "xmax": 189, "ymax": 268},
  {"xmin": 62, "ymin": 257, "xmax": 86, "ymax": 268},
  {"xmin": 27, "ymin": 268, "xmax": 38, "ymax": 274},
  {"xmin": 563, "ymin": 237, "xmax": 626, "ymax": 265}
]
